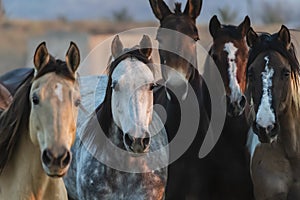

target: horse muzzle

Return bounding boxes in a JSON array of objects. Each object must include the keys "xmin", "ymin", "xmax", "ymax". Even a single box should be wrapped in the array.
[
  {"xmin": 41, "ymin": 147, "xmax": 72, "ymax": 177},
  {"xmin": 226, "ymin": 94, "xmax": 246, "ymax": 117},
  {"xmin": 123, "ymin": 132, "xmax": 151, "ymax": 154},
  {"xmin": 252, "ymin": 121, "xmax": 280, "ymax": 143}
]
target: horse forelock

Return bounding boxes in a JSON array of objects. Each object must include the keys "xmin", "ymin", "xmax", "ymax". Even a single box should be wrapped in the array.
[
  {"xmin": 174, "ymin": 3, "xmax": 182, "ymax": 15},
  {"xmin": 34, "ymin": 56, "xmax": 76, "ymax": 82},
  {"xmin": 106, "ymin": 49, "xmax": 152, "ymax": 77},
  {"xmin": 215, "ymin": 25, "xmax": 245, "ymax": 40},
  {"xmin": 247, "ymin": 33, "xmax": 300, "ymax": 82},
  {"xmin": 247, "ymin": 33, "xmax": 300, "ymax": 111}
]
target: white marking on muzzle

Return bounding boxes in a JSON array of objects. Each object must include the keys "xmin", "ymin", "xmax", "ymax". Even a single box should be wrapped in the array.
[
  {"xmin": 54, "ymin": 83, "xmax": 63, "ymax": 102},
  {"xmin": 256, "ymin": 56, "xmax": 275, "ymax": 128},
  {"xmin": 224, "ymin": 42, "xmax": 242, "ymax": 102}
]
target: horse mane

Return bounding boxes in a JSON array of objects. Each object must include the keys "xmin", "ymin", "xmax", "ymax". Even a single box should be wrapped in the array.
[
  {"xmin": 216, "ymin": 25, "xmax": 245, "ymax": 40},
  {"xmin": 84, "ymin": 49, "xmax": 153, "ymax": 138},
  {"xmin": 174, "ymin": 3, "xmax": 182, "ymax": 15},
  {"xmin": 247, "ymin": 33, "xmax": 300, "ymax": 79},
  {"xmin": 0, "ymin": 56, "xmax": 76, "ymax": 173}
]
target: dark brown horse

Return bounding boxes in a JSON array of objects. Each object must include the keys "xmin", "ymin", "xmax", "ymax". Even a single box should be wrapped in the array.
[
  {"xmin": 247, "ymin": 25, "xmax": 300, "ymax": 200},
  {"xmin": 199, "ymin": 15, "xmax": 254, "ymax": 200},
  {"xmin": 149, "ymin": 0, "xmax": 212, "ymax": 199}
]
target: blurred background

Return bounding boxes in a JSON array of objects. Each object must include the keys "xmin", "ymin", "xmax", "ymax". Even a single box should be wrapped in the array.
[{"xmin": 0, "ymin": 0, "xmax": 299, "ymax": 74}]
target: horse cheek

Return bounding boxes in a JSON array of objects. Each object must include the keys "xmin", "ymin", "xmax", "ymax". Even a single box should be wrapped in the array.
[{"xmin": 29, "ymin": 112, "xmax": 40, "ymax": 146}]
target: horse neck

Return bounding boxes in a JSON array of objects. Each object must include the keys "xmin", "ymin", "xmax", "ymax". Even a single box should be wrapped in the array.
[{"xmin": 1, "ymin": 130, "xmax": 66, "ymax": 199}]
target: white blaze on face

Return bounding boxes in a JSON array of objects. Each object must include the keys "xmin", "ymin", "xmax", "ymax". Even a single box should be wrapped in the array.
[
  {"xmin": 256, "ymin": 56, "xmax": 275, "ymax": 128},
  {"xmin": 224, "ymin": 42, "xmax": 241, "ymax": 102},
  {"xmin": 111, "ymin": 58, "xmax": 154, "ymax": 138},
  {"xmin": 54, "ymin": 83, "xmax": 63, "ymax": 102}
]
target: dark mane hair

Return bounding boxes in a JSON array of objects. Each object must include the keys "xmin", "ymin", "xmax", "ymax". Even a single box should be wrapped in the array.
[
  {"xmin": 216, "ymin": 25, "xmax": 245, "ymax": 40},
  {"xmin": 84, "ymin": 48, "xmax": 153, "ymax": 138},
  {"xmin": 0, "ymin": 57, "xmax": 76, "ymax": 173},
  {"xmin": 35, "ymin": 56, "xmax": 77, "ymax": 81},
  {"xmin": 247, "ymin": 32, "xmax": 300, "ymax": 80},
  {"xmin": 174, "ymin": 3, "xmax": 182, "ymax": 15}
]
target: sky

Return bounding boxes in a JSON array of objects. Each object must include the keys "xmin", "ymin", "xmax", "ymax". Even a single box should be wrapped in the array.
[{"xmin": 2, "ymin": 0, "xmax": 300, "ymax": 25}]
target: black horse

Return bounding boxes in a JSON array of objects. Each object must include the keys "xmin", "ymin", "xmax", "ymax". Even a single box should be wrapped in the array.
[{"xmin": 149, "ymin": 0, "xmax": 215, "ymax": 199}]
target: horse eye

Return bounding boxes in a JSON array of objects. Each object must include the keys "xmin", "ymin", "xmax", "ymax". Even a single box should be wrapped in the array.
[
  {"xmin": 74, "ymin": 99, "xmax": 81, "ymax": 107},
  {"xmin": 282, "ymin": 69, "xmax": 290, "ymax": 78},
  {"xmin": 111, "ymin": 80, "xmax": 117, "ymax": 89},
  {"xmin": 32, "ymin": 94, "xmax": 40, "ymax": 105},
  {"xmin": 150, "ymin": 83, "xmax": 157, "ymax": 91}
]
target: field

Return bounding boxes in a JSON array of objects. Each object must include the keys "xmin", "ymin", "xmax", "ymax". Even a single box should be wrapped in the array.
[{"xmin": 0, "ymin": 19, "xmax": 291, "ymax": 75}]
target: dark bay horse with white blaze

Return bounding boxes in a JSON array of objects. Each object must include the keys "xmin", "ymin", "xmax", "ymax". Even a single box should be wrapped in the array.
[
  {"xmin": 149, "ymin": 0, "xmax": 215, "ymax": 199},
  {"xmin": 199, "ymin": 15, "xmax": 254, "ymax": 199},
  {"xmin": 0, "ymin": 42, "xmax": 81, "ymax": 200},
  {"xmin": 64, "ymin": 35, "xmax": 168, "ymax": 200},
  {"xmin": 247, "ymin": 25, "xmax": 300, "ymax": 200}
]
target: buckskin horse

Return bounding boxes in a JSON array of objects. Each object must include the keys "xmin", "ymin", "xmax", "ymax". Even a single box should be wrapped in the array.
[
  {"xmin": 0, "ymin": 42, "xmax": 81, "ymax": 200},
  {"xmin": 247, "ymin": 25, "xmax": 300, "ymax": 199}
]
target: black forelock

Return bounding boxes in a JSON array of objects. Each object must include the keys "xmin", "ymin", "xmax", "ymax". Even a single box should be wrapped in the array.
[
  {"xmin": 34, "ymin": 56, "xmax": 76, "ymax": 81},
  {"xmin": 247, "ymin": 32, "xmax": 300, "ymax": 78}
]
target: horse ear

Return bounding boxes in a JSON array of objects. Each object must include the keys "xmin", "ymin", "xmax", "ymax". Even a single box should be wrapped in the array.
[
  {"xmin": 139, "ymin": 35, "xmax": 152, "ymax": 59},
  {"xmin": 111, "ymin": 35, "xmax": 123, "ymax": 59},
  {"xmin": 65, "ymin": 42, "xmax": 80, "ymax": 73},
  {"xmin": 209, "ymin": 15, "xmax": 221, "ymax": 38},
  {"xmin": 184, "ymin": 0, "xmax": 202, "ymax": 21},
  {"xmin": 246, "ymin": 27, "xmax": 259, "ymax": 48},
  {"xmin": 278, "ymin": 25, "xmax": 291, "ymax": 49},
  {"xmin": 238, "ymin": 16, "xmax": 251, "ymax": 37},
  {"xmin": 149, "ymin": 0, "xmax": 172, "ymax": 21},
  {"xmin": 33, "ymin": 42, "xmax": 50, "ymax": 72}
]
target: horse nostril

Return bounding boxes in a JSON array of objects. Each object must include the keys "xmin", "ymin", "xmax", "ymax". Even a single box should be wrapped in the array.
[
  {"xmin": 142, "ymin": 132, "xmax": 151, "ymax": 150},
  {"xmin": 59, "ymin": 150, "xmax": 71, "ymax": 168},
  {"xmin": 266, "ymin": 124, "xmax": 275, "ymax": 133},
  {"xmin": 42, "ymin": 149, "xmax": 53, "ymax": 167},
  {"xmin": 124, "ymin": 133, "xmax": 135, "ymax": 148},
  {"xmin": 239, "ymin": 95, "xmax": 246, "ymax": 109},
  {"xmin": 42, "ymin": 148, "xmax": 71, "ymax": 168}
]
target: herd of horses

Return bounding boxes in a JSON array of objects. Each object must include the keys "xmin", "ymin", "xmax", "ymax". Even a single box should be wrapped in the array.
[{"xmin": 0, "ymin": 0, "xmax": 299, "ymax": 199}]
